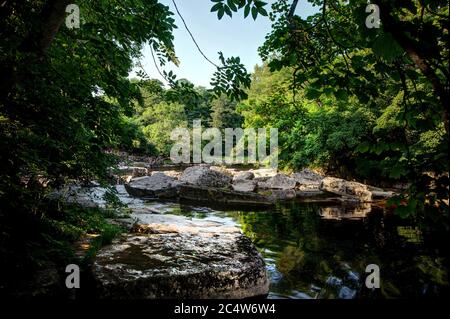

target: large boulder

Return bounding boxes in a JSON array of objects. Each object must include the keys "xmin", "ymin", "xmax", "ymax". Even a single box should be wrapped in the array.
[
  {"xmin": 92, "ymin": 214, "xmax": 269, "ymax": 299},
  {"xmin": 320, "ymin": 177, "xmax": 373, "ymax": 202},
  {"xmin": 259, "ymin": 173, "xmax": 297, "ymax": 190},
  {"xmin": 125, "ymin": 173, "xmax": 182, "ymax": 199},
  {"xmin": 232, "ymin": 180, "xmax": 257, "ymax": 193},
  {"xmin": 180, "ymin": 166, "xmax": 232, "ymax": 188},
  {"xmin": 291, "ymin": 169, "xmax": 323, "ymax": 190}
]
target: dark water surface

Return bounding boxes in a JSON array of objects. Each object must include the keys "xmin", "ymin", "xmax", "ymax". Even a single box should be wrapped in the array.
[{"xmin": 149, "ymin": 199, "xmax": 448, "ymax": 299}]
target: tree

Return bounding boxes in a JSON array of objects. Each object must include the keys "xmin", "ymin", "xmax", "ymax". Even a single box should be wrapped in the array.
[
  {"xmin": 210, "ymin": 94, "xmax": 243, "ymax": 130},
  {"xmin": 219, "ymin": 0, "xmax": 448, "ymax": 219}
]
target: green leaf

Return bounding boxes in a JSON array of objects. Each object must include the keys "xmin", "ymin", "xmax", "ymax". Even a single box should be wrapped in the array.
[
  {"xmin": 334, "ymin": 89, "xmax": 348, "ymax": 100},
  {"xmin": 372, "ymin": 32, "xmax": 404, "ymax": 62},
  {"xmin": 357, "ymin": 142, "xmax": 370, "ymax": 153},
  {"xmin": 211, "ymin": 3, "xmax": 222, "ymax": 12},
  {"xmin": 305, "ymin": 89, "xmax": 321, "ymax": 100},
  {"xmin": 224, "ymin": 5, "xmax": 233, "ymax": 17},
  {"xmin": 258, "ymin": 7, "xmax": 268, "ymax": 16},
  {"xmin": 218, "ymin": 8, "xmax": 225, "ymax": 19},
  {"xmin": 244, "ymin": 4, "xmax": 251, "ymax": 18},
  {"xmin": 389, "ymin": 165, "xmax": 405, "ymax": 179},
  {"xmin": 227, "ymin": 0, "xmax": 237, "ymax": 12},
  {"xmin": 251, "ymin": 6, "xmax": 258, "ymax": 20},
  {"xmin": 237, "ymin": 0, "xmax": 246, "ymax": 9},
  {"xmin": 254, "ymin": 1, "xmax": 267, "ymax": 8}
]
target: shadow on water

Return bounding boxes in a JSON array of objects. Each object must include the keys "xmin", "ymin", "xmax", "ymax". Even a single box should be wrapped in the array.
[{"xmin": 166, "ymin": 200, "xmax": 449, "ymax": 299}]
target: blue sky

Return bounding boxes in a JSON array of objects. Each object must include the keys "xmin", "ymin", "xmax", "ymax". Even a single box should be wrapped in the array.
[{"xmin": 132, "ymin": 0, "xmax": 318, "ymax": 87}]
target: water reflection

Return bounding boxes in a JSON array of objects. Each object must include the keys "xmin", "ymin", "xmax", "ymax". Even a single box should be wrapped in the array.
[{"xmin": 147, "ymin": 199, "xmax": 449, "ymax": 299}]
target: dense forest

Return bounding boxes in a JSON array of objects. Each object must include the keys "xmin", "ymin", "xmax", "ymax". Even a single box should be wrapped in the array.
[{"xmin": 0, "ymin": 0, "xmax": 448, "ymax": 299}]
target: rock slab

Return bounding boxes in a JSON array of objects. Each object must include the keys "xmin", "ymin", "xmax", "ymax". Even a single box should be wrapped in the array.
[
  {"xmin": 320, "ymin": 177, "xmax": 373, "ymax": 202},
  {"xmin": 92, "ymin": 215, "xmax": 269, "ymax": 299}
]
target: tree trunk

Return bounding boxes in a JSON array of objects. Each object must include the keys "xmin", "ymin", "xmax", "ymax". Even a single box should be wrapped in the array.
[
  {"xmin": 375, "ymin": 0, "xmax": 449, "ymax": 135},
  {"xmin": 20, "ymin": 0, "xmax": 72, "ymax": 55}
]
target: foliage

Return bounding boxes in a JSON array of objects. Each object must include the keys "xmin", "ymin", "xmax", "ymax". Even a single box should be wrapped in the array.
[{"xmin": 229, "ymin": 0, "xmax": 448, "ymax": 220}]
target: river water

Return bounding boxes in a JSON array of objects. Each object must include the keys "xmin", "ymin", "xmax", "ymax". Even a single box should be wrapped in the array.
[
  {"xmin": 79, "ymin": 184, "xmax": 448, "ymax": 299},
  {"xmin": 133, "ymin": 196, "xmax": 448, "ymax": 299}
]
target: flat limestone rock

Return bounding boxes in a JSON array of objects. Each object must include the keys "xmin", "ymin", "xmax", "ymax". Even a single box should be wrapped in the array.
[
  {"xmin": 92, "ymin": 230, "xmax": 269, "ymax": 298},
  {"xmin": 320, "ymin": 177, "xmax": 373, "ymax": 202}
]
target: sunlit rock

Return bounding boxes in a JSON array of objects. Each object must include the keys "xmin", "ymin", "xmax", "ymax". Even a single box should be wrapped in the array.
[
  {"xmin": 232, "ymin": 180, "xmax": 257, "ymax": 192},
  {"xmin": 92, "ymin": 215, "xmax": 269, "ymax": 299},
  {"xmin": 259, "ymin": 173, "xmax": 297, "ymax": 190},
  {"xmin": 291, "ymin": 169, "xmax": 324, "ymax": 190},
  {"xmin": 320, "ymin": 177, "xmax": 373, "ymax": 202},
  {"xmin": 125, "ymin": 173, "xmax": 182, "ymax": 198},
  {"xmin": 180, "ymin": 166, "xmax": 232, "ymax": 188}
]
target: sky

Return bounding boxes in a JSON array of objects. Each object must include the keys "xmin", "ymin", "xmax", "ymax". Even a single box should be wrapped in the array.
[{"xmin": 131, "ymin": 0, "xmax": 318, "ymax": 88}]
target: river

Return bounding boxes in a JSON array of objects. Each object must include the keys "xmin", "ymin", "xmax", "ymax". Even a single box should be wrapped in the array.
[{"xmin": 111, "ymin": 184, "xmax": 447, "ymax": 299}]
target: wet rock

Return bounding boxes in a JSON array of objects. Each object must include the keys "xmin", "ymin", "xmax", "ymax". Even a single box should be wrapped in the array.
[
  {"xmin": 92, "ymin": 219, "xmax": 269, "ymax": 298},
  {"xmin": 268, "ymin": 189, "xmax": 297, "ymax": 201},
  {"xmin": 320, "ymin": 177, "xmax": 373, "ymax": 202},
  {"xmin": 291, "ymin": 169, "xmax": 323, "ymax": 190},
  {"xmin": 125, "ymin": 173, "xmax": 182, "ymax": 199},
  {"xmin": 260, "ymin": 173, "xmax": 297, "ymax": 190},
  {"xmin": 295, "ymin": 190, "xmax": 326, "ymax": 199},
  {"xmin": 326, "ymin": 276, "xmax": 343, "ymax": 286},
  {"xmin": 338, "ymin": 286, "xmax": 357, "ymax": 299},
  {"xmin": 179, "ymin": 185, "xmax": 273, "ymax": 208},
  {"xmin": 232, "ymin": 180, "xmax": 257, "ymax": 192},
  {"xmin": 180, "ymin": 166, "xmax": 232, "ymax": 188}
]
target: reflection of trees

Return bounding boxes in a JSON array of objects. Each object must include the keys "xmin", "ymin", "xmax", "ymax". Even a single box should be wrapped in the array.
[{"xmin": 234, "ymin": 203, "xmax": 449, "ymax": 298}]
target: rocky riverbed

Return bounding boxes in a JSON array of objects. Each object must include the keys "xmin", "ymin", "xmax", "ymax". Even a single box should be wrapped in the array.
[
  {"xmin": 56, "ymin": 164, "xmax": 398, "ymax": 299},
  {"xmin": 119, "ymin": 165, "xmax": 395, "ymax": 204}
]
